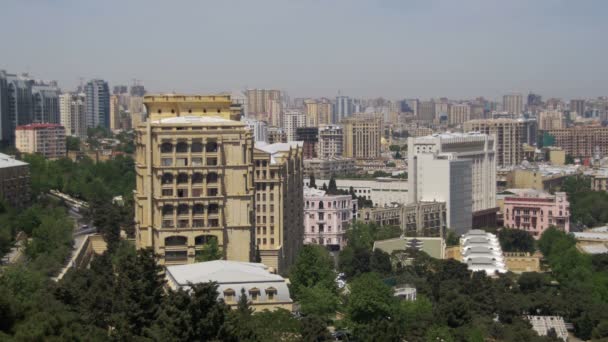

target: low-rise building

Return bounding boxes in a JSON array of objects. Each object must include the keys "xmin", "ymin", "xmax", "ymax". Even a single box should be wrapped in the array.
[
  {"xmin": 460, "ymin": 230, "xmax": 506, "ymax": 275},
  {"xmin": 401, "ymin": 201, "xmax": 447, "ymax": 237},
  {"xmin": 573, "ymin": 226, "xmax": 608, "ymax": 255},
  {"xmin": 303, "ymin": 186, "xmax": 357, "ymax": 251},
  {"xmin": 0, "ymin": 153, "xmax": 30, "ymax": 208},
  {"xmin": 303, "ymin": 158, "xmax": 356, "ymax": 179},
  {"xmin": 589, "ymin": 170, "xmax": 608, "ymax": 192},
  {"xmin": 506, "ymin": 164, "xmax": 579, "ymax": 191},
  {"xmin": 306, "ymin": 177, "xmax": 408, "ymax": 206},
  {"xmin": 165, "ymin": 260, "xmax": 293, "ymax": 312},
  {"xmin": 503, "ymin": 189, "xmax": 570, "ymax": 238},
  {"xmin": 358, "ymin": 205, "xmax": 401, "ymax": 227},
  {"xmin": 15, "ymin": 123, "xmax": 66, "ymax": 159}
]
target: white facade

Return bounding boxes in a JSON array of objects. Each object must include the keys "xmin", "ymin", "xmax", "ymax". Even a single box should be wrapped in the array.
[
  {"xmin": 317, "ymin": 125, "xmax": 343, "ymax": 158},
  {"xmin": 243, "ymin": 118, "xmax": 268, "ymax": 143},
  {"xmin": 305, "ymin": 177, "xmax": 408, "ymax": 207},
  {"xmin": 303, "ymin": 187, "xmax": 356, "ymax": 250},
  {"xmin": 59, "ymin": 92, "xmax": 86, "ymax": 138},
  {"xmin": 460, "ymin": 230, "xmax": 506, "ymax": 275},
  {"xmin": 283, "ymin": 110, "xmax": 306, "ymax": 142},
  {"xmin": 408, "ymin": 133, "xmax": 496, "ymax": 215}
]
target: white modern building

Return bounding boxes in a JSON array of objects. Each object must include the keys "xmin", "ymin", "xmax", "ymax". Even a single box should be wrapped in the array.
[
  {"xmin": 59, "ymin": 92, "xmax": 87, "ymax": 138},
  {"xmin": 460, "ymin": 230, "xmax": 506, "ymax": 275},
  {"xmin": 283, "ymin": 110, "xmax": 306, "ymax": 142},
  {"xmin": 243, "ymin": 117, "xmax": 268, "ymax": 143},
  {"xmin": 408, "ymin": 132, "xmax": 497, "ymax": 233},
  {"xmin": 305, "ymin": 177, "xmax": 408, "ymax": 207}
]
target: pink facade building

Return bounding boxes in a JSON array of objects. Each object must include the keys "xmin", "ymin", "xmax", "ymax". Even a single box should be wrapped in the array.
[
  {"xmin": 304, "ymin": 187, "xmax": 357, "ymax": 251},
  {"xmin": 503, "ymin": 189, "xmax": 569, "ymax": 238}
]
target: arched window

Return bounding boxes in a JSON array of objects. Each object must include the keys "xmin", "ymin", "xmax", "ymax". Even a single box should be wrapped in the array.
[
  {"xmin": 161, "ymin": 173, "xmax": 173, "ymax": 184},
  {"xmin": 162, "ymin": 204, "xmax": 174, "ymax": 216},
  {"xmin": 223, "ymin": 288, "xmax": 235, "ymax": 302},
  {"xmin": 195, "ymin": 235, "xmax": 218, "ymax": 245},
  {"xmin": 318, "ymin": 201, "xmax": 324, "ymax": 209},
  {"xmin": 206, "ymin": 172, "xmax": 218, "ymax": 184},
  {"xmin": 206, "ymin": 141, "xmax": 218, "ymax": 152},
  {"xmin": 160, "ymin": 142, "xmax": 173, "ymax": 153},
  {"xmin": 208, "ymin": 203, "xmax": 219, "ymax": 214},
  {"xmin": 191, "ymin": 141, "xmax": 203, "ymax": 153},
  {"xmin": 176, "ymin": 142, "xmax": 188, "ymax": 153},
  {"xmin": 177, "ymin": 204, "xmax": 189, "ymax": 216},
  {"xmin": 249, "ymin": 288, "xmax": 260, "ymax": 301},
  {"xmin": 177, "ymin": 173, "xmax": 189, "ymax": 184},
  {"xmin": 165, "ymin": 236, "xmax": 187, "ymax": 246},
  {"xmin": 192, "ymin": 173, "xmax": 203, "ymax": 184},
  {"xmin": 265, "ymin": 287, "xmax": 277, "ymax": 300}
]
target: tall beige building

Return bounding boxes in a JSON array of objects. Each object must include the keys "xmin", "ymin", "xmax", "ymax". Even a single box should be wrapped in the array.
[
  {"xmin": 253, "ymin": 142, "xmax": 303, "ymax": 273},
  {"xmin": 464, "ymin": 119, "xmax": 529, "ymax": 167},
  {"xmin": 342, "ymin": 115, "xmax": 382, "ymax": 159},
  {"xmin": 503, "ymin": 93, "xmax": 524, "ymax": 115},
  {"xmin": 538, "ymin": 110, "xmax": 564, "ymax": 130},
  {"xmin": 449, "ymin": 103, "xmax": 471, "ymax": 125},
  {"xmin": 110, "ymin": 95, "xmax": 121, "ymax": 131},
  {"xmin": 134, "ymin": 95, "xmax": 255, "ymax": 265},
  {"xmin": 246, "ymin": 89, "xmax": 281, "ymax": 119},
  {"xmin": 305, "ymin": 99, "xmax": 332, "ymax": 126},
  {"xmin": 129, "ymin": 96, "xmax": 145, "ymax": 128},
  {"xmin": 318, "ymin": 125, "xmax": 343, "ymax": 158},
  {"xmin": 15, "ymin": 123, "xmax": 66, "ymax": 159},
  {"xmin": 60, "ymin": 92, "xmax": 87, "ymax": 138}
]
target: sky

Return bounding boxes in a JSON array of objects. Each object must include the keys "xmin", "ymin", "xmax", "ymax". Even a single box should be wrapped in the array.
[{"xmin": 1, "ymin": 0, "xmax": 607, "ymax": 100}]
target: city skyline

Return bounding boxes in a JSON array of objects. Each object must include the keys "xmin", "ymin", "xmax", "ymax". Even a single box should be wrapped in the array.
[{"xmin": 2, "ymin": 0, "xmax": 607, "ymax": 99}]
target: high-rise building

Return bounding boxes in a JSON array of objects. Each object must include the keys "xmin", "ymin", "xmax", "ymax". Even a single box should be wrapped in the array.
[
  {"xmin": 59, "ymin": 92, "xmax": 87, "ymax": 138},
  {"xmin": 246, "ymin": 89, "xmax": 281, "ymax": 119},
  {"xmin": 335, "ymin": 96, "xmax": 353, "ymax": 122},
  {"xmin": 434, "ymin": 101, "xmax": 451, "ymax": 122},
  {"xmin": 570, "ymin": 99, "xmax": 586, "ymax": 117},
  {"xmin": 267, "ymin": 127, "xmax": 287, "ymax": 144},
  {"xmin": 543, "ymin": 126, "xmax": 608, "ymax": 159},
  {"xmin": 503, "ymin": 93, "xmax": 524, "ymax": 115},
  {"xmin": 113, "ymin": 85, "xmax": 128, "ymax": 95},
  {"xmin": 267, "ymin": 98, "xmax": 283, "ymax": 128},
  {"xmin": 283, "ymin": 110, "xmax": 306, "ymax": 141},
  {"xmin": 130, "ymin": 84, "xmax": 146, "ymax": 97},
  {"xmin": 243, "ymin": 118, "xmax": 268, "ymax": 142},
  {"xmin": 295, "ymin": 127, "xmax": 319, "ymax": 159},
  {"xmin": 464, "ymin": 119, "xmax": 534, "ymax": 167},
  {"xmin": 342, "ymin": 114, "xmax": 382, "ymax": 159},
  {"xmin": 449, "ymin": 103, "xmax": 471, "ymax": 125},
  {"xmin": 408, "ymin": 133, "xmax": 497, "ymax": 231},
  {"xmin": 109, "ymin": 95, "xmax": 121, "ymax": 131},
  {"xmin": 134, "ymin": 94, "xmax": 255, "ymax": 265},
  {"xmin": 0, "ymin": 153, "xmax": 30, "ymax": 208},
  {"xmin": 418, "ymin": 100, "xmax": 435, "ymax": 121},
  {"xmin": 538, "ymin": 110, "xmax": 564, "ymax": 130},
  {"xmin": 85, "ymin": 79, "xmax": 110, "ymax": 129},
  {"xmin": 31, "ymin": 83, "xmax": 60, "ymax": 124},
  {"xmin": 527, "ymin": 93, "xmax": 543, "ymax": 114},
  {"xmin": 253, "ymin": 141, "xmax": 304, "ymax": 272},
  {"xmin": 404, "ymin": 99, "xmax": 419, "ymax": 116},
  {"xmin": 317, "ymin": 125, "xmax": 343, "ymax": 158},
  {"xmin": 129, "ymin": 96, "xmax": 145, "ymax": 128},
  {"xmin": 0, "ymin": 71, "xmax": 11, "ymax": 144},
  {"xmin": 15, "ymin": 123, "xmax": 66, "ymax": 159}
]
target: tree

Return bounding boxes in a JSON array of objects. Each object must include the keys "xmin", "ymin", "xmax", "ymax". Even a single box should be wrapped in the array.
[
  {"xmin": 445, "ymin": 230, "xmax": 460, "ymax": 246},
  {"xmin": 370, "ymin": 249, "xmax": 392, "ymax": 275},
  {"xmin": 346, "ymin": 273, "xmax": 393, "ymax": 326},
  {"xmin": 395, "ymin": 151, "xmax": 402, "ymax": 159},
  {"xmin": 66, "ymin": 136, "xmax": 80, "ymax": 151},
  {"xmin": 250, "ymin": 309, "xmax": 300, "ymax": 341},
  {"xmin": 299, "ymin": 285, "xmax": 339, "ymax": 320},
  {"xmin": 309, "ymin": 174, "xmax": 317, "ymax": 189},
  {"xmin": 300, "ymin": 315, "xmax": 331, "ymax": 342},
  {"xmin": 195, "ymin": 238, "xmax": 222, "ymax": 262},
  {"xmin": 498, "ymin": 228, "xmax": 535, "ymax": 253},
  {"xmin": 289, "ymin": 245, "xmax": 336, "ymax": 299},
  {"xmin": 321, "ymin": 183, "xmax": 328, "ymax": 191},
  {"xmin": 386, "ymin": 162, "xmax": 396, "ymax": 167},
  {"xmin": 328, "ymin": 177, "xmax": 338, "ymax": 194}
]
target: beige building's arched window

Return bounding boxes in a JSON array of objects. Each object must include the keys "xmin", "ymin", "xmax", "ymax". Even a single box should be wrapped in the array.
[
  {"xmin": 206, "ymin": 141, "xmax": 218, "ymax": 153},
  {"xmin": 192, "ymin": 173, "xmax": 203, "ymax": 184},
  {"xmin": 176, "ymin": 142, "xmax": 188, "ymax": 153},
  {"xmin": 249, "ymin": 288, "xmax": 260, "ymax": 301},
  {"xmin": 165, "ymin": 235, "xmax": 187, "ymax": 246},
  {"xmin": 160, "ymin": 142, "xmax": 173, "ymax": 153},
  {"xmin": 223, "ymin": 288, "xmax": 235, "ymax": 302},
  {"xmin": 207, "ymin": 172, "xmax": 218, "ymax": 184},
  {"xmin": 162, "ymin": 204, "xmax": 174, "ymax": 216},
  {"xmin": 161, "ymin": 173, "xmax": 173, "ymax": 184},
  {"xmin": 177, "ymin": 173, "xmax": 189, "ymax": 184},
  {"xmin": 177, "ymin": 204, "xmax": 189, "ymax": 216},
  {"xmin": 191, "ymin": 141, "xmax": 203, "ymax": 153},
  {"xmin": 265, "ymin": 287, "xmax": 277, "ymax": 301}
]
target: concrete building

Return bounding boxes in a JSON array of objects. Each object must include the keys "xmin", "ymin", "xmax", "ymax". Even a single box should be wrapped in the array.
[
  {"xmin": 129, "ymin": 96, "xmax": 145, "ymax": 128},
  {"xmin": 408, "ymin": 133, "xmax": 497, "ymax": 233},
  {"xmin": 59, "ymin": 92, "xmax": 87, "ymax": 138},
  {"xmin": 538, "ymin": 110, "xmax": 564, "ymax": 130},
  {"xmin": 543, "ymin": 126, "xmax": 608, "ymax": 159},
  {"xmin": 303, "ymin": 186, "xmax": 357, "ymax": 251},
  {"xmin": 165, "ymin": 260, "xmax": 293, "ymax": 311},
  {"xmin": 418, "ymin": 100, "xmax": 435, "ymax": 121},
  {"xmin": 295, "ymin": 127, "xmax": 318, "ymax": 159},
  {"xmin": 306, "ymin": 177, "xmax": 408, "ymax": 207},
  {"xmin": 505, "ymin": 164, "xmax": 578, "ymax": 191},
  {"xmin": 85, "ymin": 79, "xmax": 110, "ymax": 129},
  {"xmin": 317, "ymin": 125, "xmax": 343, "ymax": 158},
  {"xmin": 342, "ymin": 115, "xmax": 382, "ymax": 160},
  {"xmin": 0, "ymin": 153, "xmax": 30, "ymax": 208},
  {"xmin": 401, "ymin": 201, "xmax": 447, "ymax": 237},
  {"xmin": 503, "ymin": 189, "xmax": 569, "ymax": 238},
  {"xmin": 448, "ymin": 103, "xmax": 471, "ymax": 126},
  {"xmin": 590, "ymin": 170, "xmax": 608, "ymax": 192},
  {"xmin": 460, "ymin": 230, "xmax": 506, "ymax": 275},
  {"xmin": 503, "ymin": 93, "xmax": 523, "ymax": 115},
  {"xmin": 253, "ymin": 142, "xmax": 304, "ymax": 273},
  {"xmin": 15, "ymin": 123, "xmax": 66, "ymax": 159},
  {"xmin": 358, "ymin": 205, "xmax": 401, "ymax": 227},
  {"xmin": 303, "ymin": 157, "xmax": 356, "ymax": 179},
  {"xmin": 464, "ymin": 119, "xmax": 535, "ymax": 167},
  {"xmin": 246, "ymin": 89, "xmax": 281, "ymax": 119},
  {"xmin": 109, "ymin": 95, "xmax": 121, "ymax": 131},
  {"xmin": 267, "ymin": 127, "xmax": 287, "ymax": 144},
  {"xmin": 283, "ymin": 110, "xmax": 306, "ymax": 142},
  {"xmin": 305, "ymin": 98, "xmax": 332, "ymax": 126},
  {"xmin": 134, "ymin": 94, "xmax": 255, "ymax": 265}
]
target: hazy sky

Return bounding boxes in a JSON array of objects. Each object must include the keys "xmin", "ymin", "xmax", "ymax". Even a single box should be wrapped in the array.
[{"xmin": 2, "ymin": 0, "xmax": 607, "ymax": 100}]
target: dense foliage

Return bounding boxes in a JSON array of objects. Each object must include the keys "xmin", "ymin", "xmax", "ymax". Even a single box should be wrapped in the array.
[
  {"xmin": 562, "ymin": 175, "xmax": 608, "ymax": 228},
  {"xmin": 498, "ymin": 228, "xmax": 536, "ymax": 253}
]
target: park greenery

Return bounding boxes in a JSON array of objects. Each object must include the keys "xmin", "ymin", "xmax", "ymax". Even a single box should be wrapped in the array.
[{"xmin": 562, "ymin": 175, "xmax": 608, "ymax": 228}]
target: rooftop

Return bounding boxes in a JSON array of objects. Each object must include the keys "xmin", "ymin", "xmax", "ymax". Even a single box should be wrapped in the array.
[
  {"xmin": 151, "ymin": 116, "xmax": 238, "ymax": 124},
  {"xmin": 166, "ymin": 260, "xmax": 284, "ymax": 286},
  {"xmin": 0, "ymin": 153, "xmax": 28, "ymax": 169},
  {"xmin": 16, "ymin": 123, "xmax": 64, "ymax": 130}
]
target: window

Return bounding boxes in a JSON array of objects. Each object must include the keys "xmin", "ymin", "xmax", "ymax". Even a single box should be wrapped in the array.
[
  {"xmin": 249, "ymin": 288, "xmax": 260, "ymax": 301},
  {"xmin": 193, "ymin": 219, "xmax": 204, "ymax": 227},
  {"xmin": 191, "ymin": 142, "xmax": 203, "ymax": 153},
  {"xmin": 177, "ymin": 188, "xmax": 188, "ymax": 198},
  {"xmin": 270, "ymin": 238, "xmax": 274, "ymax": 245},
  {"xmin": 192, "ymin": 173, "xmax": 203, "ymax": 184},
  {"xmin": 224, "ymin": 289, "xmax": 235, "ymax": 302},
  {"xmin": 270, "ymin": 205, "xmax": 274, "ymax": 212},
  {"xmin": 176, "ymin": 142, "xmax": 188, "ymax": 153},
  {"xmin": 270, "ymin": 193, "xmax": 274, "ymax": 201},
  {"xmin": 192, "ymin": 188, "xmax": 202, "ymax": 197},
  {"xmin": 177, "ymin": 173, "xmax": 189, "ymax": 184},
  {"xmin": 163, "ymin": 220, "xmax": 174, "ymax": 228},
  {"xmin": 160, "ymin": 142, "xmax": 173, "ymax": 153},
  {"xmin": 265, "ymin": 287, "xmax": 277, "ymax": 301},
  {"xmin": 208, "ymin": 204, "xmax": 219, "ymax": 214},
  {"xmin": 165, "ymin": 251, "xmax": 187, "ymax": 262},
  {"xmin": 176, "ymin": 158, "xmax": 188, "ymax": 167},
  {"xmin": 207, "ymin": 158, "xmax": 218, "ymax": 166},
  {"xmin": 206, "ymin": 141, "xmax": 218, "ymax": 152},
  {"xmin": 177, "ymin": 204, "xmax": 189, "ymax": 215},
  {"xmin": 207, "ymin": 172, "xmax": 218, "ymax": 183},
  {"xmin": 165, "ymin": 236, "xmax": 187, "ymax": 246},
  {"xmin": 178, "ymin": 219, "xmax": 189, "ymax": 228},
  {"xmin": 318, "ymin": 213, "xmax": 324, "ymax": 220},
  {"xmin": 208, "ymin": 219, "xmax": 219, "ymax": 227},
  {"xmin": 207, "ymin": 188, "xmax": 218, "ymax": 196},
  {"xmin": 193, "ymin": 204, "xmax": 204, "ymax": 215},
  {"xmin": 161, "ymin": 158, "xmax": 173, "ymax": 166},
  {"xmin": 161, "ymin": 173, "xmax": 173, "ymax": 184},
  {"xmin": 162, "ymin": 189, "xmax": 173, "ymax": 196},
  {"xmin": 191, "ymin": 158, "xmax": 203, "ymax": 166},
  {"xmin": 162, "ymin": 205, "xmax": 174, "ymax": 216}
]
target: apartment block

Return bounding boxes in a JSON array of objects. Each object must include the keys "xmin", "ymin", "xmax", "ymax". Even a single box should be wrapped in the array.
[
  {"xmin": 15, "ymin": 123, "xmax": 66, "ymax": 159},
  {"xmin": 503, "ymin": 189, "xmax": 570, "ymax": 238},
  {"xmin": 342, "ymin": 114, "xmax": 382, "ymax": 160},
  {"xmin": 543, "ymin": 126, "xmax": 608, "ymax": 159},
  {"xmin": 134, "ymin": 95, "xmax": 255, "ymax": 265},
  {"xmin": 0, "ymin": 153, "xmax": 30, "ymax": 208},
  {"xmin": 317, "ymin": 125, "xmax": 343, "ymax": 158},
  {"xmin": 253, "ymin": 142, "xmax": 304, "ymax": 273}
]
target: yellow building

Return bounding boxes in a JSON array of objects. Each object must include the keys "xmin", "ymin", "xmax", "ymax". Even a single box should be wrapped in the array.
[
  {"xmin": 305, "ymin": 98, "xmax": 332, "ymax": 126},
  {"xmin": 134, "ymin": 95, "xmax": 255, "ymax": 265},
  {"xmin": 342, "ymin": 114, "xmax": 383, "ymax": 160},
  {"xmin": 110, "ymin": 95, "xmax": 120, "ymax": 131},
  {"xmin": 253, "ymin": 142, "xmax": 304, "ymax": 273}
]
